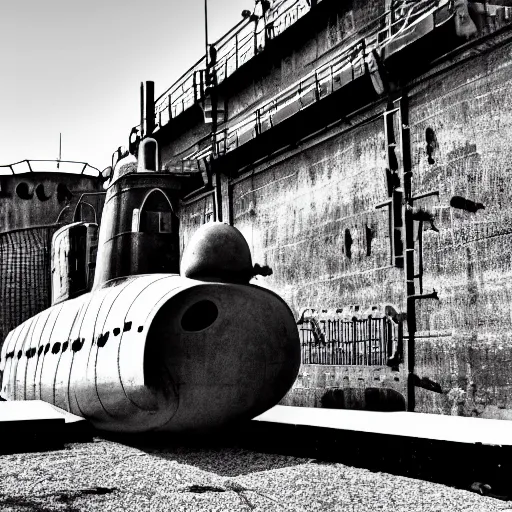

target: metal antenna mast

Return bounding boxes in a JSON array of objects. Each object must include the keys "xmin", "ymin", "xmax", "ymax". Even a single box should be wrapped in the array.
[{"xmin": 57, "ymin": 133, "xmax": 62, "ymax": 169}]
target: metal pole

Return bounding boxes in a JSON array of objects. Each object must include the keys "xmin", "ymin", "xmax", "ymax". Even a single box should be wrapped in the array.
[
  {"xmin": 145, "ymin": 81, "xmax": 155, "ymax": 137},
  {"xmin": 140, "ymin": 82, "xmax": 145, "ymax": 139},
  {"xmin": 57, "ymin": 133, "xmax": 61, "ymax": 169},
  {"xmin": 204, "ymin": 0, "xmax": 209, "ymax": 82},
  {"xmin": 400, "ymin": 94, "xmax": 416, "ymax": 412}
]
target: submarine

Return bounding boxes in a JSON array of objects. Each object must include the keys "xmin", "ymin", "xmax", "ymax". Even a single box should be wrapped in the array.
[{"xmin": 0, "ymin": 138, "xmax": 300, "ymax": 433}]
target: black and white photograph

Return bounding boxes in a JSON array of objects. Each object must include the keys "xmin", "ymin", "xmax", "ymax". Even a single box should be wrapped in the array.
[{"xmin": 2, "ymin": 0, "xmax": 512, "ymax": 510}]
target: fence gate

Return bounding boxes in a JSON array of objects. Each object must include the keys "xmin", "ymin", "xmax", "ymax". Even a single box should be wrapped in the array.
[{"xmin": 297, "ymin": 306, "xmax": 403, "ymax": 367}]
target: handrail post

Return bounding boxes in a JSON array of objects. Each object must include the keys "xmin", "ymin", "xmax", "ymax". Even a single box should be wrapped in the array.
[{"xmin": 235, "ymin": 33, "xmax": 239, "ymax": 71}]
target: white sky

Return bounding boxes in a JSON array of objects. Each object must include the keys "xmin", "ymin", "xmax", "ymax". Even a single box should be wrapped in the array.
[{"xmin": 0, "ymin": 0, "xmax": 252, "ymax": 171}]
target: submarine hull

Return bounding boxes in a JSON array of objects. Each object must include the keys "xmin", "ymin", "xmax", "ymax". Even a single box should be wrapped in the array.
[{"xmin": 0, "ymin": 274, "xmax": 300, "ymax": 432}]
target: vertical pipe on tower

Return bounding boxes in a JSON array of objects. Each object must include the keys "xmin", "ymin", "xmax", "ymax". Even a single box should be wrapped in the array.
[
  {"xmin": 140, "ymin": 82, "xmax": 145, "ymax": 139},
  {"xmin": 145, "ymin": 81, "xmax": 155, "ymax": 137}
]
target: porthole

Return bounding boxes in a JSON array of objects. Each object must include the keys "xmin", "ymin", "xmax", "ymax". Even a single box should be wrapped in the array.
[
  {"xmin": 57, "ymin": 183, "xmax": 73, "ymax": 202},
  {"xmin": 72, "ymin": 338, "xmax": 82, "ymax": 352},
  {"xmin": 16, "ymin": 182, "xmax": 33, "ymax": 200},
  {"xmin": 97, "ymin": 332, "xmax": 109, "ymax": 347},
  {"xmin": 35, "ymin": 184, "xmax": 51, "ymax": 201},
  {"xmin": 181, "ymin": 301, "xmax": 218, "ymax": 332}
]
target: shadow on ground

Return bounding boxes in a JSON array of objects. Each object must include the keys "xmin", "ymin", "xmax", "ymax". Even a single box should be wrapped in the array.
[
  {"xmin": 101, "ymin": 425, "xmax": 310, "ymax": 477},
  {"xmin": 102, "ymin": 420, "xmax": 512, "ymax": 500}
]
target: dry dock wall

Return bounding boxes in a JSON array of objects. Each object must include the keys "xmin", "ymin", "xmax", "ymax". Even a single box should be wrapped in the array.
[
  {"xmin": 157, "ymin": 1, "xmax": 512, "ymax": 418},
  {"xmin": 409, "ymin": 38, "xmax": 512, "ymax": 418}
]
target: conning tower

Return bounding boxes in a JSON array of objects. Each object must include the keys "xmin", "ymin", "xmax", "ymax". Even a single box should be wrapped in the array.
[{"xmin": 93, "ymin": 138, "xmax": 181, "ymax": 288}]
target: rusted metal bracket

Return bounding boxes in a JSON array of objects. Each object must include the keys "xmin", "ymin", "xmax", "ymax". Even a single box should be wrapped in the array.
[
  {"xmin": 408, "ymin": 289, "xmax": 439, "ymax": 301},
  {"xmin": 411, "ymin": 374, "xmax": 444, "ymax": 394},
  {"xmin": 375, "ymin": 199, "xmax": 392, "ymax": 209},
  {"xmin": 411, "ymin": 189, "xmax": 439, "ymax": 202}
]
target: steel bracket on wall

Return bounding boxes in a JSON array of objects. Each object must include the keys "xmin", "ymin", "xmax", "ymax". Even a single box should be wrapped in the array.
[{"xmin": 380, "ymin": 94, "xmax": 442, "ymax": 412}]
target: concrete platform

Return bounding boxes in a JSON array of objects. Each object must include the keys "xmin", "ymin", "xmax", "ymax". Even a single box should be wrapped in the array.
[
  {"xmin": 254, "ymin": 406, "xmax": 512, "ymax": 446},
  {"xmin": 248, "ymin": 406, "xmax": 512, "ymax": 496},
  {"xmin": 0, "ymin": 400, "xmax": 84, "ymax": 424},
  {"xmin": 0, "ymin": 400, "xmax": 90, "ymax": 453}
]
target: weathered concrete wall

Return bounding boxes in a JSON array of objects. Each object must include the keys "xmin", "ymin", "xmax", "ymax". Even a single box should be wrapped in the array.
[
  {"xmin": 160, "ymin": 113, "xmax": 212, "ymax": 166},
  {"xmin": 409, "ymin": 39, "xmax": 512, "ymax": 418},
  {"xmin": 0, "ymin": 173, "xmax": 105, "ymax": 350},
  {"xmin": 231, "ymin": 111, "xmax": 404, "ymax": 313},
  {"xmin": 0, "ymin": 173, "xmax": 103, "ymax": 232},
  {"xmin": 161, "ymin": 1, "xmax": 512, "ymax": 417},
  {"xmin": 179, "ymin": 191, "xmax": 216, "ymax": 256}
]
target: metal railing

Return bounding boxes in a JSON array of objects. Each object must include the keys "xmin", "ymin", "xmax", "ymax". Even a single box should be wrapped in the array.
[
  {"xmin": 214, "ymin": 20, "xmax": 255, "ymax": 85},
  {"xmin": 299, "ymin": 312, "xmax": 401, "ymax": 366},
  {"xmin": 0, "ymin": 160, "xmax": 101, "ymax": 177},
  {"xmin": 173, "ymin": 0, "xmax": 453, "ymax": 165},
  {"xmin": 146, "ymin": 0, "xmax": 320, "ymax": 133},
  {"xmin": 146, "ymin": 0, "xmax": 512, "ymax": 157},
  {"xmin": 153, "ymin": 0, "xmax": 444, "ymax": 133},
  {"xmin": 153, "ymin": 58, "xmax": 207, "ymax": 132},
  {"xmin": 215, "ymin": 36, "xmax": 370, "ymax": 155},
  {"xmin": 140, "ymin": 0, "xmax": 512, "ymax": 171}
]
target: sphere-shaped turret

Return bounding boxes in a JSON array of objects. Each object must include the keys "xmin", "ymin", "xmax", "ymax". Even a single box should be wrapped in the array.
[{"xmin": 181, "ymin": 222, "xmax": 254, "ymax": 283}]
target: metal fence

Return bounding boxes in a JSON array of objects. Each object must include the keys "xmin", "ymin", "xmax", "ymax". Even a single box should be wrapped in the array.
[
  {"xmin": 0, "ymin": 225, "xmax": 62, "ymax": 346},
  {"xmin": 299, "ymin": 312, "xmax": 401, "ymax": 366}
]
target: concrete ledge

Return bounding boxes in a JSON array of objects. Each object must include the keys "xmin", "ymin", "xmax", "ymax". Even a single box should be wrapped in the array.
[
  {"xmin": 0, "ymin": 401, "xmax": 92, "ymax": 454},
  {"xmin": 244, "ymin": 406, "xmax": 512, "ymax": 499},
  {"xmin": 254, "ymin": 406, "xmax": 512, "ymax": 446}
]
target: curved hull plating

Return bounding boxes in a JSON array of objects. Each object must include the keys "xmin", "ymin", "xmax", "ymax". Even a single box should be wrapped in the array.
[{"xmin": 0, "ymin": 274, "xmax": 300, "ymax": 432}]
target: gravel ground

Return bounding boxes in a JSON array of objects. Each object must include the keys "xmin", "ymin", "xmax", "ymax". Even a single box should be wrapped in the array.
[{"xmin": 0, "ymin": 436, "xmax": 511, "ymax": 512}]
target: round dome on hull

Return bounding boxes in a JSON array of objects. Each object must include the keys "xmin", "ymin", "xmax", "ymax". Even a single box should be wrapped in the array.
[{"xmin": 181, "ymin": 222, "xmax": 254, "ymax": 283}]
